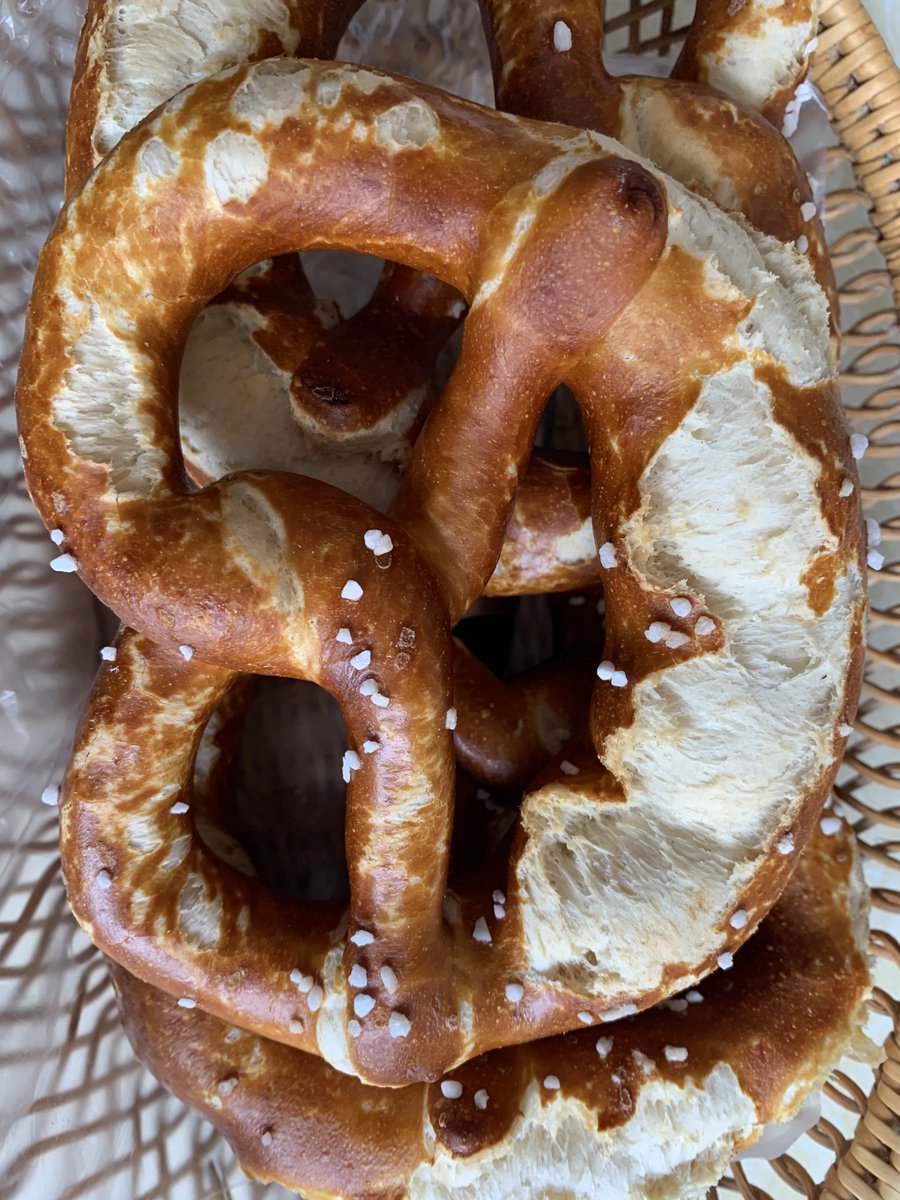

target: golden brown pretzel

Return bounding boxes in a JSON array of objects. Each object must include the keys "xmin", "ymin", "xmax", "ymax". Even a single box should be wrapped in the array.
[
  {"xmin": 20, "ymin": 63, "xmax": 864, "ymax": 1081},
  {"xmin": 478, "ymin": 0, "xmax": 836, "ymax": 315},
  {"xmin": 110, "ymin": 818, "xmax": 873, "ymax": 1198}
]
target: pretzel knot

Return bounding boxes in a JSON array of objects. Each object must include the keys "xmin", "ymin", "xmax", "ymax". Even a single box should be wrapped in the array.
[{"xmin": 20, "ymin": 58, "xmax": 864, "ymax": 1087}]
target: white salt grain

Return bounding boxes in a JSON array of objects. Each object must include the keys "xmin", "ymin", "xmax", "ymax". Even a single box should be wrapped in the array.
[
  {"xmin": 664, "ymin": 1046, "xmax": 688, "ymax": 1063},
  {"xmin": 445, "ymin": 707, "xmax": 458, "ymax": 730},
  {"xmin": 505, "ymin": 982, "xmax": 524, "ymax": 1003},
  {"xmin": 474, "ymin": 1089, "xmax": 489, "ymax": 1110},
  {"xmin": 695, "ymin": 616, "xmax": 716, "ymax": 636},
  {"xmin": 307, "ymin": 985, "xmax": 323, "ymax": 1011},
  {"xmin": 850, "ymin": 433, "xmax": 869, "ymax": 459},
  {"xmin": 598, "ymin": 542, "xmax": 617, "ymax": 568},
  {"xmin": 552, "ymin": 20, "xmax": 572, "ymax": 52},
  {"xmin": 350, "ymin": 650, "xmax": 372, "ymax": 670},
  {"xmin": 350, "ymin": 930, "xmax": 374, "ymax": 947},
  {"xmin": 348, "ymin": 964, "xmax": 368, "ymax": 989},
  {"xmin": 595, "ymin": 1036, "xmax": 614, "ymax": 1059},
  {"xmin": 40, "ymin": 785, "xmax": 59, "ymax": 807},
  {"xmin": 99, "ymin": 646, "xmax": 117, "ymax": 661},
  {"xmin": 717, "ymin": 952, "xmax": 734, "ymax": 971},
  {"xmin": 472, "ymin": 917, "xmax": 492, "ymax": 945},
  {"xmin": 610, "ymin": 670, "xmax": 628, "ymax": 688},
  {"xmin": 177, "ymin": 996, "xmax": 196, "ymax": 1008},
  {"xmin": 381, "ymin": 966, "xmax": 399, "ymax": 994},
  {"xmin": 596, "ymin": 660, "xmax": 614, "ymax": 680},
  {"xmin": 353, "ymin": 993, "xmax": 376, "ymax": 1018},
  {"xmin": 178, "ymin": 644, "xmax": 194, "ymax": 661},
  {"xmin": 670, "ymin": 598, "xmax": 692, "ymax": 618},
  {"xmin": 729, "ymin": 909, "xmax": 748, "ymax": 930},
  {"xmin": 336, "ymin": 627, "xmax": 353, "ymax": 644},
  {"xmin": 543, "ymin": 1074, "xmax": 561, "ymax": 1090},
  {"xmin": 169, "ymin": 800, "xmax": 190, "ymax": 814},
  {"xmin": 341, "ymin": 580, "xmax": 363, "ymax": 601},
  {"xmin": 389, "ymin": 1011, "xmax": 411, "ymax": 1038},
  {"xmin": 441, "ymin": 1080, "xmax": 463, "ymax": 1099},
  {"xmin": 50, "ymin": 553, "xmax": 77, "ymax": 573},
  {"xmin": 800, "ymin": 201, "xmax": 817, "ymax": 221},
  {"xmin": 820, "ymin": 815, "xmax": 842, "ymax": 836},
  {"xmin": 49, "ymin": 528, "xmax": 64, "ymax": 545}
]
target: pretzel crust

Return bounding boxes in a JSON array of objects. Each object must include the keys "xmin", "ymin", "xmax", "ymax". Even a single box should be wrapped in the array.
[{"xmin": 111, "ymin": 820, "xmax": 872, "ymax": 1199}]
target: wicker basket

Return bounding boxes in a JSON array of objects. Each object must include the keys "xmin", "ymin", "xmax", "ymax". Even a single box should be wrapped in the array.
[{"xmin": 0, "ymin": 2, "xmax": 897, "ymax": 1197}]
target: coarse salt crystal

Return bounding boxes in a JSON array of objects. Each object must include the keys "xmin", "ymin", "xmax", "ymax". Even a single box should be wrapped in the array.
[
  {"xmin": 288, "ymin": 1019, "xmax": 303, "ymax": 1035},
  {"xmin": 353, "ymin": 993, "xmax": 375, "ymax": 1018},
  {"xmin": 560, "ymin": 760, "xmax": 579, "ymax": 776},
  {"xmin": 729, "ymin": 909, "xmax": 748, "ymax": 930},
  {"xmin": 493, "ymin": 903, "xmax": 505, "ymax": 919},
  {"xmin": 350, "ymin": 650, "xmax": 372, "ymax": 670},
  {"xmin": 839, "ymin": 478, "xmax": 854, "ymax": 497},
  {"xmin": 595, "ymin": 1036, "xmax": 613, "ymax": 1059},
  {"xmin": 441, "ymin": 1080, "xmax": 463, "ymax": 1099},
  {"xmin": 290, "ymin": 969, "xmax": 313, "ymax": 991},
  {"xmin": 596, "ymin": 660, "xmax": 614, "ymax": 680},
  {"xmin": 666, "ymin": 998, "xmax": 688, "ymax": 1013},
  {"xmin": 362, "ymin": 740, "xmax": 380, "ymax": 754},
  {"xmin": 169, "ymin": 800, "xmax": 190, "ymax": 814},
  {"xmin": 632, "ymin": 1050, "xmax": 655, "ymax": 1074},
  {"xmin": 364, "ymin": 529, "xmax": 393, "ymax": 556},
  {"xmin": 598, "ymin": 542, "xmax": 617, "ymax": 568},
  {"xmin": 359, "ymin": 678, "xmax": 378, "ymax": 696},
  {"xmin": 492, "ymin": 889, "xmax": 506, "ymax": 905},
  {"xmin": 850, "ymin": 433, "xmax": 869, "ymax": 459},
  {"xmin": 336, "ymin": 627, "xmax": 353, "ymax": 644},
  {"xmin": 796, "ymin": 234, "xmax": 809, "ymax": 253},
  {"xmin": 665, "ymin": 631, "xmax": 689, "ymax": 650},
  {"xmin": 342, "ymin": 750, "xmax": 361, "ymax": 782},
  {"xmin": 307, "ymin": 985, "xmax": 323, "ymax": 1011},
  {"xmin": 577, "ymin": 1011, "xmax": 593, "ymax": 1024},
  {"xmin": 177, "ymin": 996, "xmax": 196, "ymax": 1008},
  {"xmin": 839, "ymin": 722, "xmax": 853, "ymax": 737},
  {"xmin": 348, "ymin": 1019, "xmax": 362, "ymax": 1038},
  {"xmin": 695, "ymin": 616, "xmax": 716, "ymax": 636},
  {"xmin": 261, "ymin": 1129, "xmax": 274, "ymax": 1145},
  {"xmin": 868, "ymin": 549, "xmax": 885, "ymax": 571},
  {"xmin": 96, "ymin": 869, "xmax": 112, "ymax": 890},
  {"xmin": 776, "ymin": 832, "xmax": 795, "ymax": 855},
  {"xmin": 866, "ymin": 517, "xmax": 882, "ymax": 547},
  {"xmin": 99, "ymin": 646, "xmax": 117, "ymax": 661},
  {"xmin": 552, "ymin": 19, "xmax": 572, "ymax": 52},
  {"xmin": 670, "ymin": 598, "xmax": 692, "ymax": 618},
  {"xmin": 49, "ymin": 528, "xmax": 64, "ymax": 545},
  {"xmin": 717, "ymin": 952, "xmax": 733, "ymax": 971},
  {"xmin": 543, "ymin": 1074, "xmax": 561, "ymax": 1090},
  {"xmin": 371, "ymin": 692, "xmax": 390, "ymax": 708},
  {"xmin": 645, "ymin": 621, "xmax": 671, "ymax": 643},
  {"xmin": 178, "ymin": 644, "xmax": 194, "ymax": 661},
  {"xmin": 601, "ymin": 1003, "xmax": 637, "ymax": 1022},
  {"xmin": 474, "ymin": 1089, "xmax": 489, "ymax": 1110},
  {"xmin": 50, "ymin": 553, "xmax": 77, "ymax": 573},
  {"xmin": 610, "ymin": 670, "xmax": 628, "ymax": 688},
  {"xmin": 348, "ymin": 964, "xmax": 368, "ymax": 989},
  {"xmin": 820, "ymin": 815, "xmax": 842, "ymax": 836},
  {"xmin": 341, "ymin": 580, "xmax": 363, "ymax": 601},
  {"xmin": 686, "ymin": 990, "xmax": 703, "ymax": 1004},
  {"xmin": 800, "ymin": 201, "xmax": 817, "ymax": 221},
  {"xmin": 350, "ymin": 930, "xmax": 374, "ymax": 947},
  {"xmin": 445, "ymin": 707, "xmax": 458, "ymax": 730},
  {"xmin": 505, "ymin": 982, "xmax": 524, "ymax": 1003},
  {"xmin": 473, "ymin": 917, "xmax": 492, "ymax": 945},
  {"xmin": 381, "ymin": 965, "xmax": 399, "ymax": 993},
  {"xmin": 664, "ymin": 1046, "xmax": 688, "ymax": 1063},
  {"xmin": 40, "ymin": 785, "xmax": 59, "ymax": 807},
  {"xmin": 389, "ymin": 1011, "xmax": 411, "ymax": 1038}
]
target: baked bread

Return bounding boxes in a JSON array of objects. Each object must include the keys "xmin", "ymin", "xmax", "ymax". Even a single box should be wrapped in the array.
[{"xmin": 110, "ymin": 818, "xmax": 875, "ymax": 1199}]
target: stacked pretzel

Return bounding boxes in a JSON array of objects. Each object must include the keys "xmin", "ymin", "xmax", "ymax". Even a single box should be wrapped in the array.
[{"xmin": 18, "ymin": 0, "xmax": 880, "ymax": 1195}]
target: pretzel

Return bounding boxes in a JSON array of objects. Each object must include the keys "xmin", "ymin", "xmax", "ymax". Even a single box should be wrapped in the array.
[
  {"xmin": 478, "ymin": 0, "xmax": 836, "ymax": 320},
  {"xmin": 110, "ymin": 819, "xmax": 873, "ymax": 1198},
  {"xmin": 673, "ymin": 0, "xmax": 820, "ymax": 129},
  {"xmin": 24, "ymin": 60, "xmax": 865, "ymax": 1093}
]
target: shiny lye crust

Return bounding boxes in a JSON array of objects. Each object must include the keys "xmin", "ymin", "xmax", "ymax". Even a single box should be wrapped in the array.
[
  {"xmin": 112, "ymin": 821, "xmax": 873, "ymax": 1199},
  {"xmin": 18, "ymin": 54, "xmax": 867, "ymax": 1087}
]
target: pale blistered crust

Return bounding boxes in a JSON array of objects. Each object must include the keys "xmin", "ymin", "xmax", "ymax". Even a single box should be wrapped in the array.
[
  {"xmin": 673, "ymin": 0, "xmax": 820, "ymax": 128},
  {"xmin": 111, "ymin": 822, "xmax": 875, "ymax": 1199}
]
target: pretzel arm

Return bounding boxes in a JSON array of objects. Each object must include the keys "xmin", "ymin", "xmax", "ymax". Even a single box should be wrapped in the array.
[{"xmin": 673, "ymin": 0, "xmax": 820, "ymax": 127}]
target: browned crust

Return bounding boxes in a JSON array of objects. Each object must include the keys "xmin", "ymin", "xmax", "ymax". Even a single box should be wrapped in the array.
[{"xmin": 111, "ymin": 820, "xmax": 872, "ymax": 1199}]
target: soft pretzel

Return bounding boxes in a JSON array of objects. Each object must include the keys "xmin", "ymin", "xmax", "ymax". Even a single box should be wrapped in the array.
[
  {"xmin": 111, "ymin": 819, "xmax": 874, "ymax": 1199},
  {"xmin": 478, "ymin": 0, "xmax": 836, "ymax": 316},
  {"xmin": 20, "ymin": 63, "xmax": 864, "ymax": 1080},
  {"xmin": 673, "ymin": 0, "xmax": 820, "ymax": 129}
]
